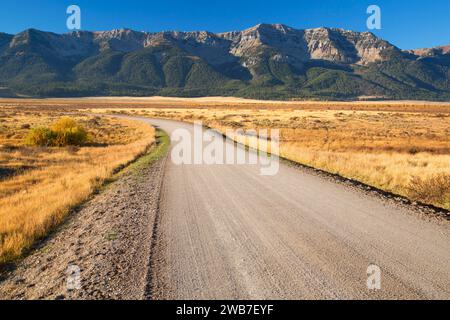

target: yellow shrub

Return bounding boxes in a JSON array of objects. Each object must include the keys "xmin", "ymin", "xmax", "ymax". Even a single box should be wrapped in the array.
[{"xmin": 24, "ymin": 117, "xmax": 89, "ymax": 147}]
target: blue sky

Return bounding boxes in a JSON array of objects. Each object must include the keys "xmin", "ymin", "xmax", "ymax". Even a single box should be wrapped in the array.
[{"xmin": 1, "ymin": 0, "xmax": 449, "ymax": 49}]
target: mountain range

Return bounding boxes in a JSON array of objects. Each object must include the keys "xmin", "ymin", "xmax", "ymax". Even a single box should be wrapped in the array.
[{"xmin": 0, "ymin": 24, "xmax": 449, "ymax": 100}]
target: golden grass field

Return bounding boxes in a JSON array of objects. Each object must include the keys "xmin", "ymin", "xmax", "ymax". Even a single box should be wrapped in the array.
[
  {"xmin": 0, "ymin": 107, "xmax": 155, "ymax": 264},
  {"xmin": 0, "ymin": 96, "xmax": 449, "ymax": 112}
]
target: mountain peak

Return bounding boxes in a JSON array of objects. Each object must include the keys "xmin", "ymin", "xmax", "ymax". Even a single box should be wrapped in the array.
[
  {"xmin": 246, "ymin": 23, "xmax": 292, "ymax": 32},
  {"xmin": 3, "ymin": 25, "xmax": 400, "ymax": 66}
]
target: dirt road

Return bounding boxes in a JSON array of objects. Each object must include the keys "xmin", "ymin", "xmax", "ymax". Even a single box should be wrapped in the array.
[{"xmin": 136, "ymin": 117, "xmax": 450, "ymax": 300}]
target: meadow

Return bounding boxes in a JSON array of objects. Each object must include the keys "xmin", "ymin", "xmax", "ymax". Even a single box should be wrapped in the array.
[{"xmin": 0, "ymin": 108, "xmax": 155, "ymax": 264}]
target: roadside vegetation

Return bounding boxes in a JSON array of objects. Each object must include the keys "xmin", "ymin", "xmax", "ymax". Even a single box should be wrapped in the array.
[
  {"xmin": 0, "ymin": 110, "xmax": 155, "ymax": 264},
  {"xmin": 93, "ymin": 105, "xmax": 450, "ymax": 211}
]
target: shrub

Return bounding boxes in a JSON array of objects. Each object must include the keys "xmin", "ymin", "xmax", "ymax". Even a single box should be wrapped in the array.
[
  {"xmin": 24, "ymin": 117, "xmax": 89, "ymax": 147},
  {"xmin": 53, "ymin": 126, "xmax": 89, "ymax": 147},
  {"xmin": 51, "ymin": 117, "xmax": 89, "ymax": 147},
  {"xmin": 24, "ymin": 127, "xmax": 56, "ymax": 147}
]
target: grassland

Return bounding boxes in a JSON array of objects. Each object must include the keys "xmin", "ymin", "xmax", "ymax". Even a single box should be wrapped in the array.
[
  {"xmin": 79, "ymin": 98, "xmax": 450, "ymax": 211},
  {"xmin": 0, "ymin": 97, "xmax": 449, "ymax": 113},
  {"xmin": 0, "ymin": 108, "xmax": 155, "ymax": 264}
]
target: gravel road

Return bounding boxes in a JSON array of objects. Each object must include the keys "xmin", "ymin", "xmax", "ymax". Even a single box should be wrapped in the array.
[{"xmin": 140, "ymin": 118, "xmax": 450, "ymax": 300}]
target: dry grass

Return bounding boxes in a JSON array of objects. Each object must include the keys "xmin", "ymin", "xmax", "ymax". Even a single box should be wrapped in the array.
[
  {"xmin": 90, "ymin": 106, "xmax": 450, "ymax": 210},
  {"xmin": 0, "ymin": 97, "xmax": 449, "ymax": 113},
  {"xmin": 0, "ymin": 110, "xmax": 155, "ymax": 264},
  {"xmin": 407, "ymin": 174, "xmax": 450, "ymax": 206}
]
